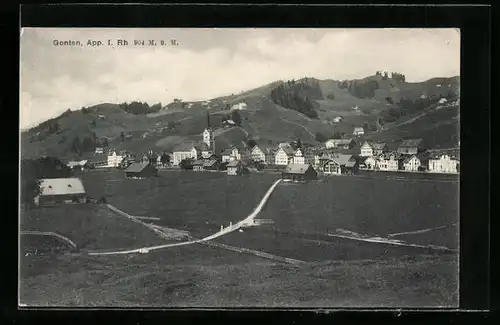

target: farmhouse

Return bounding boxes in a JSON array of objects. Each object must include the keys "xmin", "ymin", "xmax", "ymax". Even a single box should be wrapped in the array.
[
  {"xmin": 397, "ymin": 139, "xmax": 424, "ymax": 155},
  {"xmin": 203, "ymin": 159, "xmax": 220, "ymax": 171},
  {"xmin": 402, "ymin": 154, "xmax": 427, "ymax": 172},
  {"xmin": 192, "ymin": 160, "xmax": 205, "ymax": 172},
  {"xmin": 325, "ymin": 138, "xmax": 356, "ymax": 150},
  {"xmin": 125, "ymin": 162, "xmax": 158, "ymax": 178},
  {"xmin": 320, "ymin": 154, "xmax": 357, "ymax": 175},
  {"xmin": 221, "ymin": 146, "xmax": 241, "ymax": 163},
  {"xmin": 67, "ymin": 160, "xmax": 92, "ymax": 171},
  {"xmin": 293, "ymin": 148, "xmax": 305, "ymax": 165},
  {"xmin": 274, "ymin": 145, "xmax": 295, "ymax": 165},
  {"xmin": 227, "ymin": 160, "xmax": 244, "ymax": 176},
  {"xmin": 376, "ymin": 152, "xmax": 403, "ymax": 171},
  {"xmin": 428, "ymin": 151, "xmax": 459, "ymax": 174},
  {"xmin": 251, "ymin": 145, "xmax": 266, "ymax": 162},
  {"xmin": 353, "ymin": 127, "xmax": 365, "ymax": 136},
  {"xmin": 107, "ymin": 151, "xmax": 124, "ymax": 167},
  {"xmin": 281, "ymin": 164, "xmax": 318, "ymax": 182},
  {"xmin": 360, "ymin": 141, "xmax": 374, "ymax": 157},
  {"xmin": 360, "ymin": 156, "xmax": 377, "ymax": 170},
  {"xmin": 34, "ymin": 178, "xmax": 86, "ymax": 207},
  {"xmin": 372, "ymin": 142, "xmax": 389, "ymax": 155},
  {"xmin": 94, "ymin": 147, "xmax": 104, "ymax": 154},
  {"xmin": 172, "ymin": 143, "xmax": 199, "ymax": 166}
]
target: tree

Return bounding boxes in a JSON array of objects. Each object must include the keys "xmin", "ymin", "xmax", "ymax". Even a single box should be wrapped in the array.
[
  {"xmin": 246, "ymin": 138, "xmax": 257, "ymax": 149},
  {"xmin": 296, "ymin": 138, "xmax": 302, "ymax": 149},
  {"xmin": 332, "ymin": 132, "xmax": 342, "ymax": 139},
  {"xmin": 120, "ymin": 132, "xmax": 125, "ymax": 143},
  {"xmin": 160, "ymin": 153, "xmax": 171, "ymax": 166},
  {"xmin": 363, "ymin": 122, "xmax": 369, "ymax": 131},
  {"xmin": 231, "ymin": 110, "xmax": 242, "ymax": 126},
  {"xmin": 70, "ymin": 137, "xmax": 82, "ymax": 155},
  {"xmin": 179, "ymin": 158, "xmax": 193, "ymax": 171}
]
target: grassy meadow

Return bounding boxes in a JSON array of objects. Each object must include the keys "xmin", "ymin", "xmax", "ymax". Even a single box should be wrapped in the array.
[{"xmin": 19, "ymin": 169, "xmax": 459, "ymax": 307}]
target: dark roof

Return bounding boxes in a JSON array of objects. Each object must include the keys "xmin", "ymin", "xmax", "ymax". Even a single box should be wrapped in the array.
[
  {"xmin": 399, "ymin": 139, "xmax": 423, "ymax": 148},
  {"xmin": 221, "ymin": 149, "xmax": 233, "ymax": 156},
  {"xmin": 203, "ymin": 160, "xmax": 218, "ymax": 167},
  {"xmin": 372, "ymin": 142, "xmax": 387, "ymax": 150},
  {"xmin": 283, "ymin": 164, "xmax": 314, "ymax": 174},
  {"xmin": 378, "ymin": 152, "xmax": 402, "ymax": 160},
  {"xmin": 196, "ymin": 142, "xmax": 210, "ymax": 151},
  {"xmin": 173, "ymin": 142, "xmax": 196, "ymax": 152},
  {"xmin": 125, "ymin": 162, "xmax": 153, "ymax": 173},
  {"xmin": 192, "ymin": 160, "xmax": 204, "ymax": 166},
  {"xmin": 279, "ymin": 145, "xmax": 295, "ymax": 155}
]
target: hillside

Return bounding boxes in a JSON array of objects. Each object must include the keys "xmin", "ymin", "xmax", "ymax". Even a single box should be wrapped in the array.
[{"xmin": 20, "ymin": 74, "xmax": 460, "ymax": 159}]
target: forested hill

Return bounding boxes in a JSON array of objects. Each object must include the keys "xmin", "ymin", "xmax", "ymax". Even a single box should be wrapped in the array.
[{"xmin": 21, "ymin": 72, "xmax": 460, "ymax": 160}]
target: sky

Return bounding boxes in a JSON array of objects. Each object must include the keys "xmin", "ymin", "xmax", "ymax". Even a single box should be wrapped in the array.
[{"xmin": 20, "ymin": 28, "xmax": 460, "ymax": 129}]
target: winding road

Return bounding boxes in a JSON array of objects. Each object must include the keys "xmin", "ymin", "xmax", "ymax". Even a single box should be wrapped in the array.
[{"xmin": 88, "ymin": 179, "xmax": 282, "ymax": 256}]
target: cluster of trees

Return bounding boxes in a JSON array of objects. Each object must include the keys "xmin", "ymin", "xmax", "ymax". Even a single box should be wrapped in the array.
[
  {"xmin": 375, "ymin": 71, "xmax": 406, "ymax": 82},
  {"xmin": 315, "ymin": 132, "xmax": 347, "ymax": 142},
  {"xmin": 119, "ymin": 101, "xmax": 162, "ymax": 115},
  {"xmin": 70, "ymin": 133, "xmax": 97, "ymax": 156},
  {"xmin": 21, "ymin": 157, "xmax": 73, "ymax": 206},
  {"xmin": 270, "ymin": 82, "xmax": 320, "ymax": 118},
  {"xmin": 348, "ymin": 80, "xmax": 380, "ymax": 99},
  {"xmin": 221, "ymin": 110, "xmax": 242, "ymax": 126}
]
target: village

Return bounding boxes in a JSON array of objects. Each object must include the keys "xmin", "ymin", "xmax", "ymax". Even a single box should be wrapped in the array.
[{"xmin": 65, "ymin": 111, "xmax": 460, "ymax": 184}]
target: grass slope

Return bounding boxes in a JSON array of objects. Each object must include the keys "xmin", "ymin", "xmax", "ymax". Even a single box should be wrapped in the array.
[{"xmin": 21, "ymin": 75, "xmax": 460, "ymax": 159}]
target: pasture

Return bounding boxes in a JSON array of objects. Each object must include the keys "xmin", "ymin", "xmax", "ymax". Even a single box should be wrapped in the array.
[{"xmin": 19, "ymin": 169, "xmax": 459, "ymax": 307}]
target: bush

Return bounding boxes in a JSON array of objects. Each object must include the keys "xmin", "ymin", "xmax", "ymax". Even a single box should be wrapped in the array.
[{"xmin": 315, "ymin": 132, "xmax": 329, "ymax": 142}]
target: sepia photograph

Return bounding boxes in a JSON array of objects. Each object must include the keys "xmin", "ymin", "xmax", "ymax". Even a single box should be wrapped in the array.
[{"xmin": 19, "ymin": 28, "xmax": 460, "ymax": 308}]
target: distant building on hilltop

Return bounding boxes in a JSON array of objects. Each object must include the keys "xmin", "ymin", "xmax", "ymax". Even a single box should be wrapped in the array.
[
  {"xmin": 34, "ymin": 178, "xmax": 87, "ymax": 207},
  {"xmin": 353, "ymin": 127, "xmax": 365, "ymax": 136}
]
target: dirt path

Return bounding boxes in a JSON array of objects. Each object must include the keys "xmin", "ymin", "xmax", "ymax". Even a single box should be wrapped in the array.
[{"xmin": 87, "ymin": 179, "xmax": 283, "ymax": 256}]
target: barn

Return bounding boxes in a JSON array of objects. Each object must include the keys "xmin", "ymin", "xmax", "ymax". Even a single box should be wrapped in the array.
[
  {"xmin": 282, "ymin": 164, "xmax": 318, "ymax": 182},
  {"xmin": 124, "ymin": 162, "xmax": 158, "ymax": 178},
  {"xmin": 34, "ymin": 178, "xmax": 87, "ymax": 207}
]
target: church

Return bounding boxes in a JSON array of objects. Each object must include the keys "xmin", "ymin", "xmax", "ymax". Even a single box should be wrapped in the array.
[{"xmin": 201, "ymin": 112, "xmax": 215, "ymax": 158}]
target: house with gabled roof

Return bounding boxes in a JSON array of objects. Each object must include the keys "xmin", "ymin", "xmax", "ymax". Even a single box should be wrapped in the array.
[
  {"xmin": 172, "ymin": 143, "xmax": 199, "ymax": 166},
  {"xmin": 34, "ymin": 178, "xmax": 86, "ymax": 206},
  {"xmin": 353, "ymin": 127, "xmax": 365, "ymax": 136},
  {"xmin": 321, "ymin": 154, "xmax": 358, "ymax": 175},
  {"xmin": 293, "ymin": 148, "xmax": 305, "ymax": 165},
  {"xmin": 274, "ymin": 144, "xmax": 295, "ymax": 165},
  {"xmin": 428, "ymin": 150, "xmax": 459, "ymax": 174},
  {"xmin": 281, "ymin": 164, "xmax": 317, "ymax": 181},
  {"xmin": 376, "ymin": 152, "xmax": 403, "ymax": 171},
  {"xmin": 402, "ymin": 153, "xmax": 428, "ymax": 172},
  {"xmin": 251, "ymin": 145, "xmax": 266, "ymax": 163},
  {"xmin": 192, "ymin": 159, "xmax": 205, "ymax": 172},
  {"xmin": 397, "ymin": 138, "xmax": 424, "ymax": 155},
  {"xmin": 125, "ymin": 162, "xmax": 158, "ymax": 178},
  {"xmin": 325, "ymin": 138, "xmax": 356, "ymax": 150}
]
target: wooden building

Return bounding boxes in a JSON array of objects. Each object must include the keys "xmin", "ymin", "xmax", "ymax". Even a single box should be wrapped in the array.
[
  {"xmin": 34, "ymin": 178, "xmax": 87, "ymax": 207},
  {"xmin": 281, "ymin": 164, "xmax": 318, "ymax": 181},
  {"xmin": 124, "ymin": 162, "xmax": 158, "ymax": 178}
]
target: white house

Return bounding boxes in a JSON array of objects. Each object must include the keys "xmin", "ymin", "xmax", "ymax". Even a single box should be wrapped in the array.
[
  {"xmin": 172, "ymin": 143, "xmax": 198, "ymax": 166},
  {"xmin": 107, "ymin": 151, "xmax": 124, "ymax": 168},
  {"xmin": 274, "ymin": 145, "xmax": 295, "ymax": 165},
  {"xmin": 230, "ymin": 102, "xmax": 247, "ymax": 111},
  {"xmin": 293, "ymin": 148, "xmax": 305, "ymax": 165},
  {"xmin": 221, "ymin": 147, "xmax": 240, "ymax": 163},
  {"xmin": 402, "ymin": 155, "xmax": 422, "ymax": 172},
  {"xmin": 94, "ymin": 147, "xmax": 104, "ymax": 154},
  {"xmin": 333, "ymin": 116, "xmax": 343, "ymax": 123},
  {"xmin": 34, "ymin": 178, "xmax": 86, "ymax": 206},
  {"xmin": 376, "ymin": 152, "xmax": 402, "ymax": 171},
  {"xmin": 353, "ymin": 127, "xmax": 365, "ymax": 136},
  {"xmin": 360, "ymin": 141, "xmax": 374, "ymax": 157},
  {"xmin": 251, "ymin": 146, "xmax": 266, "ymax": 162},
  {"xmin": 428, "ymin": 152, "xmax": 459, "ymax": 174},
  {"xmin": 362, "ymin": 156, "xmax": 377, "ymax": 170}
]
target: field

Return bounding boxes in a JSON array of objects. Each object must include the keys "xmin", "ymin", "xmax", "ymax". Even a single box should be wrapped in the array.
[{"xmin": 19, "ymin": 169, "xmax": 459, "ymax": 307}]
